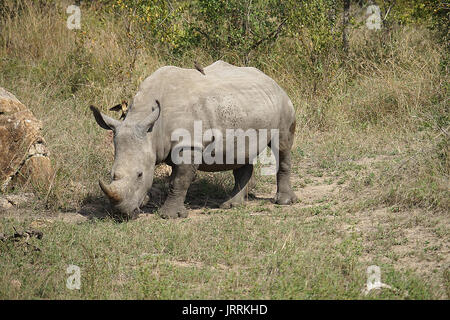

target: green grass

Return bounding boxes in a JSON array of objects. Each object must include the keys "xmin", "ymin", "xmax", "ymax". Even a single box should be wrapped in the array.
[{"xmin": 0, "ymin": 209, "xmax": 441, "ymax": 299}]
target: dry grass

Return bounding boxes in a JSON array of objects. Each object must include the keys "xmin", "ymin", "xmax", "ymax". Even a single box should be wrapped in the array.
[{"xmin": 0, "ymin": 1, "xmax": 447, "ymax": 211}]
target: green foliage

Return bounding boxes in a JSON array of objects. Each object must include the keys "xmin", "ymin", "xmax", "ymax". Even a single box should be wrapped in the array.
[
  {"xmin": 185, "ymin": 0, "xmax": 289, "ymax": 62},
  {"xmin": 287, "ymin": 0, "xmax": 341, "ymax": 55},
  {"xmin": 103, "ymin": 0, "xmax": 340, "ymax": 63},
  {"xmin": 386, "ymin": 0, "xmax": 445, "ymax": 25},
  {"xmin": 107, "ymin": 0, "xmax": 187, "ymax": 53},
  {"xmin": 99, "ymin": 0, "xmax": 448, "ymax": 67},
  {"xmin": 376, "ymin": 0, "xmax": 449, "ymax": 45}
]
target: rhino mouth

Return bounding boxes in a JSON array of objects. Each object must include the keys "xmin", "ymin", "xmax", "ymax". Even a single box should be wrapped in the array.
[
  {"xmin": 99, "ymin": 179, "xmax": 150, "ymax": 220},
  {"xmin": 107, "ymin": 194, "xmax": 149, "ymax": 221},
  {"xmin": 108, "ymin": 206, "xmax": 140, "ymax": 221}
]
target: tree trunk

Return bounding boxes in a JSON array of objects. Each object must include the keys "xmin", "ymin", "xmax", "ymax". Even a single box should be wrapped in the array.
[{"xmin": 342, "ymin": 0, "xmax": 350, "ymax": 56}]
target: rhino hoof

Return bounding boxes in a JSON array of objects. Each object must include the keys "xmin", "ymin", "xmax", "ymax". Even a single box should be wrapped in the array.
[
  {"xmin": 220, "ymin": 202, "xmax": 232, "ymax": 209},
  {"xmin": 274, "ymin": 192, "xmax": 298, "ymax": 205},
  {"xmin": 159, "ymin": 205, "xmax": 188, "ymax": 219},
  {"xmin": 220, "ymin": 198, "xmax": 244, "ymax": 209}
]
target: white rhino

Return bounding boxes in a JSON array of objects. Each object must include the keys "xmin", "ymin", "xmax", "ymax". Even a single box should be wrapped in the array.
[{"xmin": 91, "ymin": 60, "xmax": 297, "ymax": 219}]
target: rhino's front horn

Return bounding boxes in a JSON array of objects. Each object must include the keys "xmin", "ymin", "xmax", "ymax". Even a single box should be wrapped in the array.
[{"xmin": 99, "ymin": 180, "xmax": 122, "ymax": 204}]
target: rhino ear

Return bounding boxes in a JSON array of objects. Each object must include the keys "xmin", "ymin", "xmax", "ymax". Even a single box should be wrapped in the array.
[
  {"xmin": 90, "ymin": 105, "xmax": 121, "ymax": 131},
  {"xmin": 138, "ymin": 100, "xmax": 160, "ymax": 133}
]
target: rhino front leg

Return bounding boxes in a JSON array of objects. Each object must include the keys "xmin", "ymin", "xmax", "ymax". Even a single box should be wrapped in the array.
[
  {"xmin": 159, "ymin": 163, "xmax": 198, "ymax": 219},
  {"xmin": 220, "ymin": 164, "xmax": 254, "ymax": 209}
]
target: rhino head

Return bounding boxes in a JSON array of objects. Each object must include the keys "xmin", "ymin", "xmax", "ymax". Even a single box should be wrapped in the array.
[{"xmin": 90, "ymin": 101, "xmax": 160, "ymax": 219}]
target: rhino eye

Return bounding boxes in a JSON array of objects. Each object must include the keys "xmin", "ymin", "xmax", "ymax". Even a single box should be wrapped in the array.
[{"xmin": 137, "ymin": 172, "xmax": 143, "ymax": 178}]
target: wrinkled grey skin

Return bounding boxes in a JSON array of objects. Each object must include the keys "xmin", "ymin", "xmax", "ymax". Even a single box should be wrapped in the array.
[{"xmin": 91, "ymin": 60, "xmax": 297, "ymax": 219}]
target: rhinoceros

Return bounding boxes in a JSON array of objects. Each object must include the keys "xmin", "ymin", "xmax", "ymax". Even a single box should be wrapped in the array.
[{"xmin": 91, "ymin": 60, "xmax": 297, "ymax": 219}]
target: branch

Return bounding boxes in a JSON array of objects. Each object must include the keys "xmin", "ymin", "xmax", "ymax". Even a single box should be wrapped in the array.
[
  {"xmin": 249, "ymin": 18, "xmax": 288, "ymax": 51},
  {"xmin": 194, "ymin": 27, "xmax": 212, "ymax": 44},
  {"xmin": 383, "ymin": 1, "xmax": 394, "ymax": 22}
]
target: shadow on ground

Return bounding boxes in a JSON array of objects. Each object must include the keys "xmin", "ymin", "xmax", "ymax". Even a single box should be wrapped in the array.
[{"xmin": 75, "ymin": 176, "xmax": 269, "ymax": 220}]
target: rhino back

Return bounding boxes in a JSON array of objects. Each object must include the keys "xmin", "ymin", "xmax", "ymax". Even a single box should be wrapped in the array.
[{"xmin": 128, "ymin": 61, "xmax": 295, "ymax": 148}]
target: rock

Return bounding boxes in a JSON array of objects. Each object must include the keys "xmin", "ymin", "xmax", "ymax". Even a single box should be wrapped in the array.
[
  {"xmin": 0, "ymin": 197, "xmax": 13, "ymax": 209},
  {"xmin": 0, "ymin": 193, "xmax": 34, "ymax": 209},
  {"xmin": 0, "ymin": 87, "xmax": 53, "ymax": 191}
]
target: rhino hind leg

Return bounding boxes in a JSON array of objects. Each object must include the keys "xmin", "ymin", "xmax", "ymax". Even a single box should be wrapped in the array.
[
  {"xmin": 274, "ymin": 149, "xmax": 297, "ymax": 205},
  {"xmin": 159, "ymin": 163, "xmax": 198, "ymax": 219},
  {"xmin": 273, "ymin": 122, "xmax": 298, "ymax": 205},
  {"xmin": 220, "ymin": 164, "xmax": 254, "ymax": 209}
]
